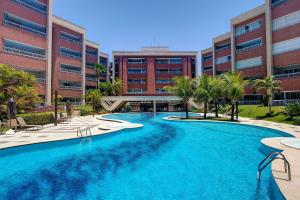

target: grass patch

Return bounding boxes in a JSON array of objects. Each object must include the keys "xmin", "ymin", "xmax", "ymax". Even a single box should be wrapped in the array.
[{"xmin": 238, "ymin": 105, "xmax": 296, "ymax": 125}]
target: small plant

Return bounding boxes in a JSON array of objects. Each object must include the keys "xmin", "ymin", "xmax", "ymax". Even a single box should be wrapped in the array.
[
  {"xmin": 284, "ymin": 102, "xmax": 300, "ymax": 119},
  {"xmin": 0, "ymin": 126, "xmax": 10, "ymax": 135},
  {"xmin": 293, "ymin": 116, "xmax": 300, "ymax": 125},
  {"xmin": 74, "ymin": 105, "xmax": 93, "ymax": 116}
]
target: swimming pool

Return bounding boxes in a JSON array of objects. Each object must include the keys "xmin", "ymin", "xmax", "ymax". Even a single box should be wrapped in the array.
[{"xmin": 0, "ymin": 113, "xmax": 291, "ymax": 200}]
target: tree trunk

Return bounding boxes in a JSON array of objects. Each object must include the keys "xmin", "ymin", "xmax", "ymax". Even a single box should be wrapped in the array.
[
  {"xmin": 215, "ymin": 101, "xmax": 218, "ymax": 118},
  {"xmin": 204, "ymin": 101, "xmax": 208, "ymax": 119},
  {"xmin": 185, "ymin": 102, "xmax": 189, "ymax": 119},
  {"xmin": 92, "ymin": 103, "xmax": 95, "ymax": 117},
  {"xmin": 268, "ymin": 97, "xmax": 272, "ymax": 113},
  {"xmin": 231, "ymin": 103, "xmax": 235, "ymax": 121},
  {"xmin": 236, "ymin": 101, "xmax": 239, "ymax": 120}
]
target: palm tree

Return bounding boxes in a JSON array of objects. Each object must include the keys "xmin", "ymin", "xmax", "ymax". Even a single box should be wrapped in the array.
[
  {"xmin": 222, "ymin": 72, "xmax": 248, "ymax": 121},
  {"xmin": 164, "ymin": 76, "xmax": 194, "ymax": 118},
  {"xmin": 210, "ymin": 76, "xmax": 225, "ymax": 118},
  {"xmin": 193, "ymin": 75, "xmax": 216, "ymax": 119},
  {"xmin": 253, "ymin": 76, "xmax": 281, "ymax": 113},
  {"xmin": 86, "ymin": 89, "xmax": 101, "ymax": 117},
  {"xmin": 99, "ymin": 79, "xmax": 122, "ymax": 96},
  {"xmin": 94, "ymin": 63, "xmax": 107, "ymax": 89}
]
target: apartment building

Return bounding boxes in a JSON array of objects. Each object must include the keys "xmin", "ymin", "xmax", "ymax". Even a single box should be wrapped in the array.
[
  {"xmin": 0, "ymin": 0, "xmax": 107, "ymax": 105},
  {"xmin": 201, "ymin": 0, "xmax": 300, "ymax": 104},
  {"xmin": 99, "ymin": 52, "xmax": 109, "ymax": 82},
  {"xmin": 112, "ymin": 47, "xmax": 197, "ymax": 111},
  {"xmin": 201, "ymin": 48, "xmax": 213, "ymax": 76},
  {"xmin": 0, "ymin": 0, "xmax": 52, "ymax": 104}
]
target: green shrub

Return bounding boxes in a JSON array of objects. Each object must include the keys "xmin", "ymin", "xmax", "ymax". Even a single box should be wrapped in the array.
[
  {"xmin": 294, "ymin": 116, "xmax": 300, "ymax": 125},
  {"xmin": 74, "ymin": 105, "xmax": 93, "ymax": 116},
  {"xmin": 284, "ymin": 102, "xmax": 300, "ymax": 118},
  {"xmin": 0, "ymin": 126, "xmax": 10, "ymax": 134},
  {"xmin": 18, "ymin": 112, "xmax": 54, "ymax": 125}
]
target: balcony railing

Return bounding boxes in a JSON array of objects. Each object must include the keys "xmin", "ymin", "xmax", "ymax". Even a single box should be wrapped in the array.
[
  {"xmin": 274, "ymin": 72, "xmax": 300, "ymax": 79},
  {"xmin": 60, "ymin": 68, "xmax": 81, "ymax": 74},
  {"xmin": 36, "ymin": 78, "xmax": 46, "ymax": 83},
  {"xmin": 12, "ymin": 0, "xmax": 47, "ymax": 15},
  {"xmin": 4, "ymin": 20, "xmax": 46, "ymax": 37},
  {"xmin": 3, "ymin": 46, "xmax": 45, "ymax": 59},
  {"xmin": 86, "ymin": 77, "xmax": 97, "ymax": 82},
  {"xmin": 60, "ymin": 52, "xmax": 82, "ymax": 60},
  {"xmin": 236, "ymin": 43, "xmax": 262, "ymax": 53},
  {"xmin": 60, "ymin": 85, "xmax": 82, "ymax": 90},
  {"xmin": 60, "ymin": 36, "xmax": 81, "ymax": 44}
]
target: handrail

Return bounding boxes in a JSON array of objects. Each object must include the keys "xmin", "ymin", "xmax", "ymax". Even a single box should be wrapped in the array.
[
  {"xmin": 77, "ymin": 127, "xmax": 92, "ymax": 138},
  {"xmin": 257, "ymin": 152, "xmax": 291, "ymax": 182}
]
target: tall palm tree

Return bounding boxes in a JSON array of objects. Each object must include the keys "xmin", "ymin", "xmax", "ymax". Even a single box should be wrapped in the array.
[
  {"xmin": 193, "ymin": 75, "xmax": 216, "ymax": 119},
  {"xmin": 164, "ymin": 76, "xmax": 194, "ymax": 118},
  {"xmin": 222, "ymin": 72, "xmax": 248, "ymax": 121},
  {"xmin": 210, "ymin": 76, "xmax": 225, "ymax": 118},
  {"xmin": 94, "ymin": 63, "xmax": 107, "ymax": 89},
  {"xmin": 253, "ymin": 76, "xmax": 281, "ymax": 113}
]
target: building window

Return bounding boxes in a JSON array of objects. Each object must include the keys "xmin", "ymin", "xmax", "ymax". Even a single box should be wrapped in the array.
[
  {"xmin": 3, "ymin": 13, "xmax": 46, "ymax": 37},
  {"xmin": 59, "ymin": 80, "xmax": 82, "ymax": 90},
  {"xmin": 235, "ymin": 20, "xmax": 262, "ymax": 37},
  {"xmin": 60, "ymin": 64, "xmax": 81, "ymax": 74},
  {"xmin": 12, "ymin": 0, "xmax": 47, "ymax": 14},
  {"xmin": 3, "ymin": 39, "xmax": 46, "ymax": 59},
  {"xmin": 272, "ymin": 37, "xmax": 300, "ymax": 55},
  {"xmin": 215, "ymin": 43, "xmax": 231, "ymax": 52},
  {"xmin": 273, "ymin": 10, "xmax": 300, "ymax": 31},
  {"xmin": 156, "ymin": 88, "xmax": 171, "ymax": 94},
  {"xmin": 203, "ymin": 54, "xmax": 212, "ymax": 62},
  {"xmin": 128, "ymin": 79, "xmax": 146, "ymax": 84},
  {"xmin": 60, "ymin": 32, "xmax": 81, "ymax": 44},
  {"xmin": 274, "ymin": 64, "xmax": 300, "ymax": 78},
  {"xmin": 128, "ymin": 58, "xmax": 146, "ymax": 64},
  {"xmin": 203, "ymin": 66, "xmax": 213, "ymax": 72},
  {"xmin": 86, "ymin": 85, "xmax": 96, "ymax": 91},
  {"xmin": 128, "ymin": 68, "xmax": 146, "ymax": 74},
  {"xmin": 156, "ymin": 58, "xmax": 183, "ymax": 64},
  {"xmin": 86, "ymin": 74, "xmax": 97, "ymax": 81},
  {"xmin": 155, "ymin": 79, "xmax": 172, "ymax": 84},
  {"xmin": 17, "ymin": 68, "xmax": 46, "ymax": 83},
  {"xmin": 86, "ymin": 62, "xmax": 95, "ymax": 69},
  {"xmin": 100, "ymin": 57, "xmax": 108, "ymax": 66},
  {"xmin": 128, "ymin": 89, "xmax": 146, "ymax": 94},
  {"xmin": 236, "ymin": 38, "xmax": 263, "ymax": 53},
  {"xmin": 236, "ymin": 56, "xmax": 262, "ymax": 70},
  {"xmin": 86, "ymin": 49, "xmax": 97, "ymax": 57},
  {"xmin": 61, "ymin": 97, "xmax": 82, "ymax": 105},
  {"xmin": 271, "ymin": 0, "xmax": 287, "ymax": 7},
  {"xmin": 216, "ymin": 55, "xmax": 231, "ymax": 65},
  {"xmin": 60, "ymin": 47, "xmax": 82, "ymax": 59},
  {"xmin": 155, "ymin": 69, "xmax": 182, "ymax": 75}
]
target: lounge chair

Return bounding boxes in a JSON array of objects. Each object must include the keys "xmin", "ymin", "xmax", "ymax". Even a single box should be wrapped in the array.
[
  {"xmin": 16, "ymin": 117, "xmax": 43, "ymax": 131},
  {"xmin": 61, "ymin": 112, "xmax": 71, "ymax": 122},
  {"xmin": 5, "ymin": 119, "xmax": 18, "ymax": 130},
  {"xmin": 52, "ymin": 113, "xmax": 69, "ymax": 123}
]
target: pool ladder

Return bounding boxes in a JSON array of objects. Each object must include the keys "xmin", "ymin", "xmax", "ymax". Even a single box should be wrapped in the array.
[
  {"xmin": 257, "ymin": 152, "xmax": 291, "ymax": 182},
  {"xmin": 76, "ymin": 127, "xmax": 92, "ymax": 138}
]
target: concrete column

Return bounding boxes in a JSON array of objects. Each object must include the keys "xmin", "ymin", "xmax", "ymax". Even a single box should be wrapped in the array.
[
  {"xmin": 265, "ymin": 0, "xmax": 273, "ymax": 76},
  {"xmin": 212, "ymin": 43, "xmax": 216, "ymax": 76},
  {"xmin": 45, "ymin": 0, "xmax": 53, "ymax": 106},
  {"xmin": 153, "ymin": 101, "xmax": 156, "ymax": 113},
  {"xmin": 183, "ymin": 57, "xmax": 188, "ymax": 76},
  {"xmin": 147, "ymin": 57, "xmax": 155, "ymax": 95},
  {"xmin": 230, "ymin": 22, "xmax": 235, "ymax": 72},
  {"xmin": 82, "ymin": 36, "xmax": 86, "ymax": 105},
  {"xmin": 122, "ymin": 58, "xmax": 128, "ymax": 94}
]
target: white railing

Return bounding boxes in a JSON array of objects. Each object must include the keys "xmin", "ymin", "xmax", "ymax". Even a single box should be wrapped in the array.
[
  {"xmin": 60, "ymin": 52, "xmax": 82, "ymax": 60},
  {"xmin": 86, "ymin": 77, "xmax": 97, "ymax": 81},
  {"xmin": 4, "ymin": 20, "xmax": 46, "ymax": 37},
  {"xmin": 60, "ymin": 68, "xmax": 81, "ymax": 74},
  {"xmin": 60, "ymin": 85, "xmax": 82, "ymax": 90},
  {"xmin": 236, "ymin": 43, "xmax": 262, "ymax": 53},
  {"xmin": 3, "ymin": 46, "xmax": 45, "ymax": 59},
  {"xmin": 60, "ymin": 36, "xmax": 82, "ymax": 44},
  {"xmin": 274, "ymin": 72, "xmax": 300, "ymax": 79}
]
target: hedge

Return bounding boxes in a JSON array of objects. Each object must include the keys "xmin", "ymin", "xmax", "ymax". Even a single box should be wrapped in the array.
[
  {"xmin": 294, "ymin": 116, "xmax": 300, "ymax": 125},
  {"xmin": 18, "ymin": 112, "xmax": 54, "ymax": 125},
  {"xmin": 74, "ymin": 105, "xmax": 93, "ymax": 116}
]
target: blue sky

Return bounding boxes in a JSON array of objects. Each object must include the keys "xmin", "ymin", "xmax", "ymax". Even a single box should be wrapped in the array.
[{"xmin": 53, "ymin": 0, "xmax": 264, "ymax": 58}]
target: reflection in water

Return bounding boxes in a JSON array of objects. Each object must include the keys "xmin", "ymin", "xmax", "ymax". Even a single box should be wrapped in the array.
[{"xmin": 1, "ymin": 124, "xmax": 178, "ymax": 200}]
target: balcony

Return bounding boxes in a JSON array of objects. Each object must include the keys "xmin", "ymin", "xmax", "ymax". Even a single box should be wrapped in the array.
[
  {"xmin": 60, "ymin": 64, "xmax": 81, "ymax": 74},
  {"xmin": 60, "ymin": 47, "xmax": 82, "ymax": 60},
  {"xmin": 12, "ymin": 0, "xmax": 47, "ymax": 15},
  {"xmin": 60, "ymin": 32, "xmax": 82, "ymax": 44},
  {"xmin": 86, "ymin": 74, "xmax": 97, "ymax": 82},
  {"xmin": 236, "ymin": 38, "xmax": 263, "ymax": 53},
  {"xmin": 271, "ymin": 0, "xmax": 287, "ymax": 8},
  {"xmin": 86, "ymin": 49, "xmax": 97, "ymax": 57},
  {"xmin": 3, "ymin": 39, "xmax": 46, "ymax": 59},
  {"xmin": 128, "ymin": 58, "xmax": 146, "ymax": 64},
  {"xmin": 156, "ymin": 58, "xmax": 182, "ymax": 64},
  {"xmin": 155, "ymin": 69, "xmax": 182, "ymax": 75},
  {"xmin": 128, "ymin": 68, "xmax": 147, "ymax": 74},
  {"xmin": 128, "ymin": 79, "xmax": 146, "ymax": 84},
  {"xmin": 4, "ymin": 13, "xmax": 46, "ymax": 37},
  {"xmin": 59, "ymin": 80, "xmax": 82, "ymax": 90},
  {"xmin": 127, "ymin": 89, "xmax": 146, "ymax": 94}
]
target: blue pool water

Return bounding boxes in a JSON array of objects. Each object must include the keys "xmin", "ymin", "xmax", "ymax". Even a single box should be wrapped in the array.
[{"xmin": 0, "ymin": 113, "xmax": 291, "ymax": 200}]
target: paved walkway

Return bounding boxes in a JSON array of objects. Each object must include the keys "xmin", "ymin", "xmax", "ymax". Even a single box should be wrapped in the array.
[{"xmin": 0, "ymin": 115, "xmax": 142, "ymax": 150}]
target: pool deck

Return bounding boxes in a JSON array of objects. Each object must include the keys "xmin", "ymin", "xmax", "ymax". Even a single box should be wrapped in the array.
[
  {"xmin": 0, "ymin": 115, "xmax": 142, "ymax": 150},
  {"xmin": 165, "ymin": 115, "xmax": 300, "ymax": 200},
  {"xmin": 0, "ymin": 114, "xmax": 299, "ymax": 200}
]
